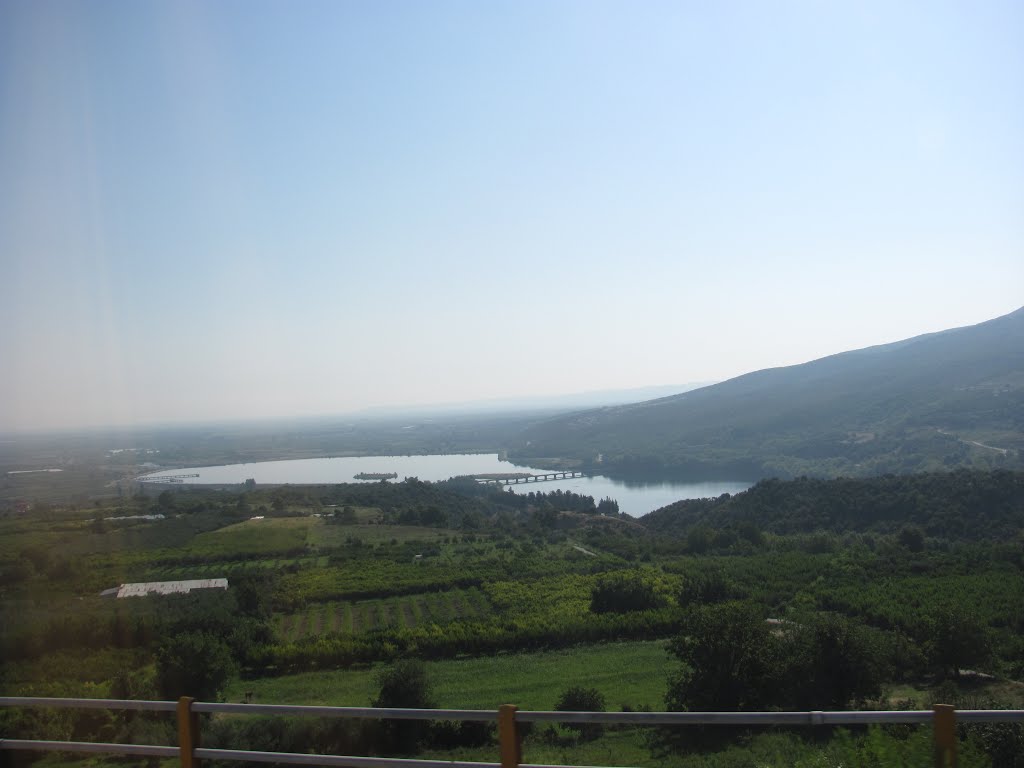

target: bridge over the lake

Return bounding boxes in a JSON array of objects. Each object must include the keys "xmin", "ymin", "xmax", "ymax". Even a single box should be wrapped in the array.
[
  {"xmin": 136, "ymin": 473, "xmax": 200, "ymax": 484},
  {"xmin": 475, "ymin": 471, "xmax": 587, "ymax": 486}
]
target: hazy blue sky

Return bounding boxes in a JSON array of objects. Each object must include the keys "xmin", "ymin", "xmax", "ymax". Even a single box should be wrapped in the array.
[{"xmin": 1, "ymin": 0, "xmax": 1022, "ymax": 431}]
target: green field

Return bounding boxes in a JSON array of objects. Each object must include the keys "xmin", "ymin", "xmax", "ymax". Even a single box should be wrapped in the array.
[
  {"xmin": 226, "ymin": 640, "xmax": 673, "ymax": 711},
  {"xmin": 187, "ymin": 517, "xmax": 313, "ymax": 557},
  {"xmin": 311, "ymin": 518, "xmax": 462, "ymax": 547}
]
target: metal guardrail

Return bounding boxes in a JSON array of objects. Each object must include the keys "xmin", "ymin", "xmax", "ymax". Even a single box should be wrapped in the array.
[
  {"xmin": 2, "ymin": 696, "xmax": 1023, "ymax": 768},
  {"xmin": 0, "ymin": 739, "xmax": 179, "ymax": 758},
  {"xmin": 191, "ymin": 702, "xmax": 497, "ymax": 720},
  {"xmin": 0, "ymin": 697, "xmax": 178, "ymax": 712}
]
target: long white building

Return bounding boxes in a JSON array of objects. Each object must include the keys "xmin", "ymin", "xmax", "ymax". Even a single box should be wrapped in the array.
[{"xmin": 102, "ymin": 578, "xmax": 228, "ymax": 598}]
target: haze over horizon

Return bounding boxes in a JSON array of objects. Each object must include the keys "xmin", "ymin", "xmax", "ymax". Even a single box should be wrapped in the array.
[{"xmin": 2, "ymin": 1, "xmax": 1022, "ymax": 432}]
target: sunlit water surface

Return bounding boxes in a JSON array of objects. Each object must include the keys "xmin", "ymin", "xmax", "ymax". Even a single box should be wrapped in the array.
[{"xmin": 142, "ymin": 454, "xmax": 751, "ymax": 518}]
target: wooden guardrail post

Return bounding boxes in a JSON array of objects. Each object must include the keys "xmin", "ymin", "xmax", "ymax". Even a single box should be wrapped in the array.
[
  {"xmin": 933, "ymin": 704, "xmax": 956, "ymax": 768},
  {"xmin": 498, "ymin": 704, "xmax": 521, "ymax": 768},
  {"xmin": 177, "ymin": 696, "xmax": 201, "ymax": 768}
]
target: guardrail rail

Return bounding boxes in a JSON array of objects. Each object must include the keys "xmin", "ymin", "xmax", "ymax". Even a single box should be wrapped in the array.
[{"xmin": 3, "ymin": 696, "xmax": 1023, "ymax": 768}]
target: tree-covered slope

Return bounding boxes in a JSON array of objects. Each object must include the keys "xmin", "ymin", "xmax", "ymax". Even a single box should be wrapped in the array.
[
  {"xmin": 640, "ymin": 469, "xmax": 1024, "ymax": 541},
  {"xmin": 509, "ymin": 307, "xmax": 1024, "ymax": 478}
]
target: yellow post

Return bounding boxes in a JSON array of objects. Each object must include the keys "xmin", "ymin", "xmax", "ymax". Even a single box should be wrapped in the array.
[
  {"xmin": 933, "ymin": 704, "xmax": 956, "ymax": 768},
  {"xmin": 498, "ymin": 704, "xmax": 521, "ymax": 768},
  {"xmin": 177, "ymin": 696, "xmax": 201, "ymax": 768}
]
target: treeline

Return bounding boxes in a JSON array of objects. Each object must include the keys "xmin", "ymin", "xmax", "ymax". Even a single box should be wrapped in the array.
[
  {"xmin": 262, "ymin": 478, "xmax": 620, "ymax": 529},
  {"xmin": 642, "ymin": 469, "xmax": 1024, "ymax": 540},
  {"xmin": 136, "ymin": 477, "xmax": 620, "ymax": 531},
  {"xmin": 435, "ymin": 477, "xmax": 619, "ymax": 516},
  {"xmin": 256, "ymin": 607, "xmax": 684, "ymax": 674}
]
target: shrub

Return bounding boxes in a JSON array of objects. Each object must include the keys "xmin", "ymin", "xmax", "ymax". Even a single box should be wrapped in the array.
[
  {"xmin": 372, "ymin": 659, "xmax": 434, "ymax": 753},
  {"xmin": 554, "ymin": 686, "xmax": 606, "ymax": 740}
]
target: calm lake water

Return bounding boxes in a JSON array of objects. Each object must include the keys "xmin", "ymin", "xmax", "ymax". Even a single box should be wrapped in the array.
[{"xmin": 141, "ymin": 454, "xmax": 751, "ymax": 518}]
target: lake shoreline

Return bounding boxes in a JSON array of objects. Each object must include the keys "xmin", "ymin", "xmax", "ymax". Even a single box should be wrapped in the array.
[{"xmin": 138, "ymin": 453, "xmax": 752, "ymax": 518}]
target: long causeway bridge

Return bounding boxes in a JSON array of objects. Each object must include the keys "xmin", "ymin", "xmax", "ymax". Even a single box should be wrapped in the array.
[
  {"xmin": 136, "ymin": 473, "xmax": 200, "ymax": 484},
  {"xmin": 476, "ymin": 471, "xmax": 587, "ymax": 486}
]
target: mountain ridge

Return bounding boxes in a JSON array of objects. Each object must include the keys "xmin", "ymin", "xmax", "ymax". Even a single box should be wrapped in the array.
[{"xmin": 509, "ymin": 307, "xmax": 1024, "ymax": 479}]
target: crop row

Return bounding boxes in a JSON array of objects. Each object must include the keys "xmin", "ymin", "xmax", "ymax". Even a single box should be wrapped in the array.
[
  {"xmin": 146, "ymin": 556, "xmax": 329, "ymax": 581},
  {"xmin": 275, "ymin": 587, "xmax": 492, "ymax": 641}
]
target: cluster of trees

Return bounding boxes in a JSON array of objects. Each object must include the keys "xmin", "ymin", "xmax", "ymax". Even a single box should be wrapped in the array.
[
  {"xmin": 3, "ymin": 580, "xmax": 275, "ymax": 696},
  {"xmin": 152, "ymin": 580, "xmax": 276, "ymax": 699},
  {"xmin": 439, "ymin": 478, "xmax": 619, "ymax": 518},
  {"xmin": 590, "ymin": 569, "xmax": 672, "ymax": 614},
  {"xmin": 659, "ymin": 600, "xmax": 1024, "ymax": 762},
  {"xmin": 643, "ymin": 469, "xmax": 1024, "ymax": 540},
  {"xmin": 666, "ymin": 603, "xmax": 884, "ymax": 715},
  {"xmin": 506, "ymin": 489, "xmax": 601, "ymax": 514}
]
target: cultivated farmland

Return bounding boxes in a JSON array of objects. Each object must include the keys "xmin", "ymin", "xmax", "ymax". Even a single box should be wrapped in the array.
[{"xmin": 275, "ymin": 586, "xmax": 492, "ymax": 641}]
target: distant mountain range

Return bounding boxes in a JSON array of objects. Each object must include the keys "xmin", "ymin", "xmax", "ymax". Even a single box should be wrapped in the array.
[
  {"xmin": 355, "ymin": 383, "xmax": 713, "ymax": 417},
  {"xmin": 509, "ymin": 307, "xmax": 1024, "ymax": 479}
]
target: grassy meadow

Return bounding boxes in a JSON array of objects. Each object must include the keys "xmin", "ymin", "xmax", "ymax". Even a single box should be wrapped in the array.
[{"xmin": 225, "ymin": 640, "xmax": 673, "ymax": 711}]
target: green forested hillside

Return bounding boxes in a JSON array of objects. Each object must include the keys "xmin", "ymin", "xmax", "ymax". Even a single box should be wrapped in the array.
[
  {"xmin": 510, "ymin": 307, "xmax": 1024, "ymax": 479},
  {"xmin": 640, "ymin": 469, "xmax": 1024, "ymax": 541}
]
